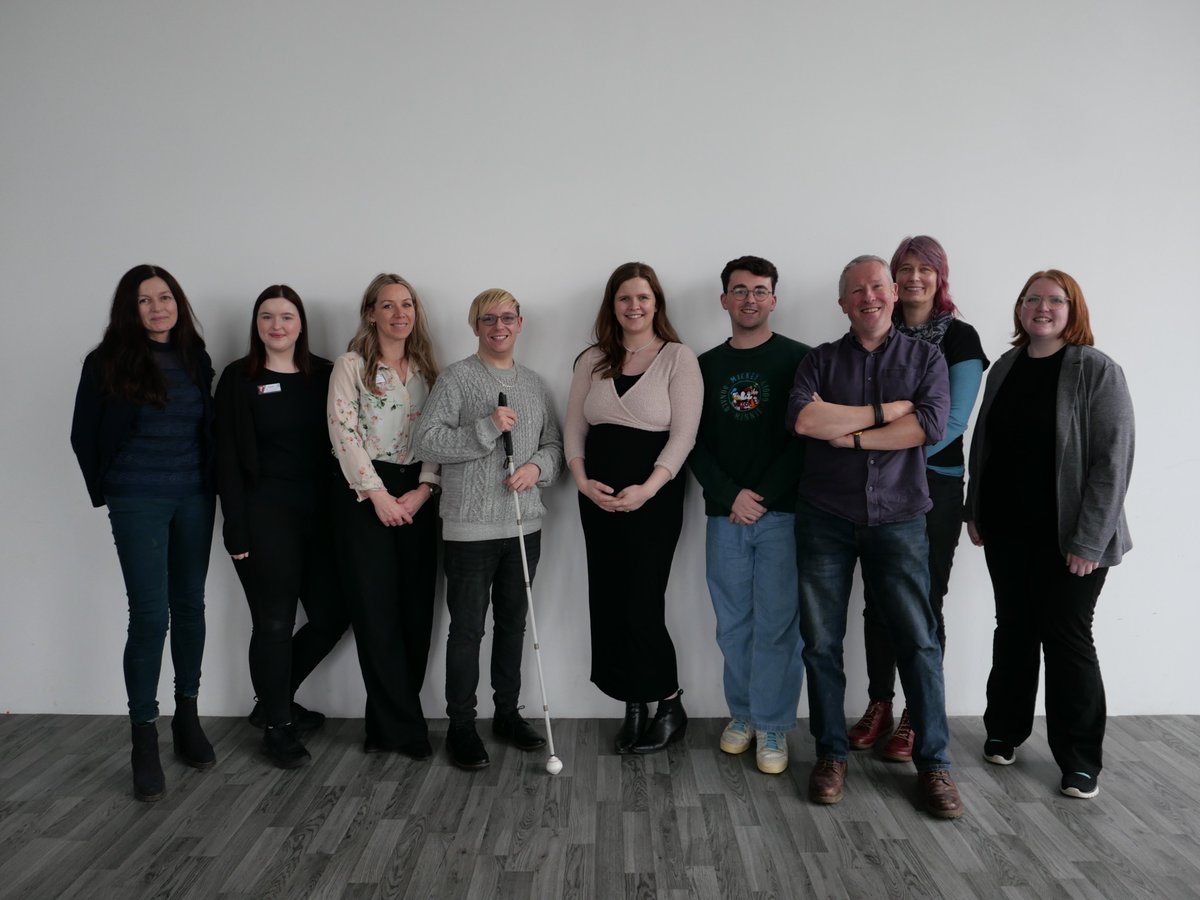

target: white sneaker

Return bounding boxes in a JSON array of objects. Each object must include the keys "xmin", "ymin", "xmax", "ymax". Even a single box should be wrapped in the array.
[
  {"xmin": 756, "ymin": 730, "xmax": 788, "ymax": 774},
  {"xmin": 719, "ymin": 718, "xmax": 752, "ymax": 755}
]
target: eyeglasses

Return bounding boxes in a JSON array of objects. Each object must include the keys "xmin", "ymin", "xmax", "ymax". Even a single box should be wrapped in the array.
[
  {"xmin": 477, "ymin": 313, "xmax": 519, "ymax": 326},
  {"xmin": 727, "ymin": 286, "xmax": 773, "ymax": 301},
  {"xmin": 1021, "ymin": 295, "xmax": 1069, "ymax": 308}
]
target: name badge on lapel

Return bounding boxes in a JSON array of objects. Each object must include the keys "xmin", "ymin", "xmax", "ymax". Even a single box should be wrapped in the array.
[{"xmin": 258, "ymin": 383, "xmax": 282, "ymax": 395}]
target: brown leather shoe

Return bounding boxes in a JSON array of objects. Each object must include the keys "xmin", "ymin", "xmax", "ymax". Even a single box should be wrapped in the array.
[
  {"xmin": 918, "ymin": 770, "xmax": 963, "ymax": 819},
  {"xmin": 808, "ymin": 758, "xmax": 848, "ymax": 804},
  {"xmin": 881, "ymin": 708, "xmax": 915, "ymax": 762},
  {"xmin": 847, "ymin": 700, "xmax": 894, "ymax": 750}
]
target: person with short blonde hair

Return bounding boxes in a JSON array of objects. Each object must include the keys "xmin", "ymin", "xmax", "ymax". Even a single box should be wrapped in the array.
[{"xmin": 412, "ymin": 288, "xmax": 563, "ymax": 770}]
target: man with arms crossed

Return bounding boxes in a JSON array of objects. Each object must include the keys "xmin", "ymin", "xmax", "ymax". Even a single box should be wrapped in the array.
[
  {"xmin": 786, "ymin": 255, "xmax": 962, "ymax": 818},
  {"xmin": 413, "ymin": 289, "xmax": 564, "ymax": 771},
  {"xmin": 689, "ymin": 255, "xmax": 810, "ymax": 774}
]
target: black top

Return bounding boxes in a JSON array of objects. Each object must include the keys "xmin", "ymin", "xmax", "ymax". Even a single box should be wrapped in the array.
[
  {"xmin": 214, "ymin": 357, "xmax": 334, "ymax": 555},
  {"xmin": 927, "ymin": 319, "xmax": 989, "ymax": 471},
  {"xmin": 980, "ymin": 346, "xmax": 1064, "ymax": 537}
]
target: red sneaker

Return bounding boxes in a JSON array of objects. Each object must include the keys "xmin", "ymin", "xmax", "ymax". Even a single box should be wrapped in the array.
[{"xmin": 847, "ymin": 700, "xmax": 894, "ymax": 750}]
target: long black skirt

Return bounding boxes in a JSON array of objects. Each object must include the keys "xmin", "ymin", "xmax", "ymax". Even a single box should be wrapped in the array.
[{"xmin": 580, "ymin": 424, "xmax": 684, "ymax": 701}]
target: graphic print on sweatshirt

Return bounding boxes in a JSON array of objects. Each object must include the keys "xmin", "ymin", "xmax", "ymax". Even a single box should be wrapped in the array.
[{"xmin": 718, "ymin": 371, "xmax": 769, "ymax": 422}]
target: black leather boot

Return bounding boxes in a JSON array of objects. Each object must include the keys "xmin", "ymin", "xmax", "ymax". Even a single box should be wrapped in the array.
[
  {"xmin": 171, "ymin": 695, "xmax": 216, "ymax": 770},
  {"xmin": 131, "ymin": 721, "xmax": 165, "ymax": 802},
  {"xmin": 631, "ymin": 691, "xmax": 687, "ymax": 754},
  {"xmin": 262, "ymin": 724, "xmax": 311, "ymax": 769},
  {"xmin": 614, "ymin": 702, "xmax": 649, "ymax": 754}
]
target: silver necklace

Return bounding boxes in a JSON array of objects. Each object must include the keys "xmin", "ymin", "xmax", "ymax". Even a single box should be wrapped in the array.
[{"xmin": 475, "ymin": 354, "xmax": 519, "ymax": 389}]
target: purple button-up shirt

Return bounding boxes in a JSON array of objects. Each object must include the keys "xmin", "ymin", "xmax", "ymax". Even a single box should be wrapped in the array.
[{"xmin": 786, "ymin": 328, "xmax": 949, "ymax": 526}]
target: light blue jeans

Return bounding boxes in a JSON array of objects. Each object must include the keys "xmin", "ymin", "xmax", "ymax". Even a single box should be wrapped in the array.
[
  {"xmin": 794, "ymin": 502, "xmax": 951, "ymax": 772},
  {"xmin": 706, "ymin": 512, "xmax": 804, "ymax": 732}
]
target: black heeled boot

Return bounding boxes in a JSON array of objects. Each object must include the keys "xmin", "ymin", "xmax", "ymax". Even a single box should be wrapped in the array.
[
  {"xmin": 171, "ymin": 695, "xmax": 216, "ymax": 770},
  {"xmin": 131, "ymin": 721, "xmax": 165, "ymax": 802},
  {"xmin": 614, "ymin": 702, "xmax": 649, "ymax": 754},
  {"xmin": 631, "ymin": 691, "xmax": 687, "ymax": 754}
]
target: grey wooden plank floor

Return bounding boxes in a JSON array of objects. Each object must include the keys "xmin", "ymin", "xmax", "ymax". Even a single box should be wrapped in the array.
[{"xmin": 1, "ymin": 714, "xmax": 1197, "ymax": 900}]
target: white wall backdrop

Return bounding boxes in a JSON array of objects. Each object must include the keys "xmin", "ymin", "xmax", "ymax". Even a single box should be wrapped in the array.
[{"xmin": 2, "ymin": 0, "xmax": 1196, "ymax": 720}]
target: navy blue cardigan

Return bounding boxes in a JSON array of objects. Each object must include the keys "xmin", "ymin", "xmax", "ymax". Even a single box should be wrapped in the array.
[{"xmin": 70, "ymin": 345, "xmax": 216, "ymax": 508}]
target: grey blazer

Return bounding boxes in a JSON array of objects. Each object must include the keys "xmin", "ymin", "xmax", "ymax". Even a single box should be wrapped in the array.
[{"xmin": 966, "ymin": 344, "xmax": 1134, "ymax": 567}]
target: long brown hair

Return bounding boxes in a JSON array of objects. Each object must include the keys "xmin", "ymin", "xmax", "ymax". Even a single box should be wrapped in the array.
[
  {"xmin": 96, "ymin": 264, "xmax": 205, "ymax": 407},
  {"xmin": 347, "ymin": 273, "xmax": 440, "ymax": 394},
  {"xmin": 1011, "ymin": 269, "xmax": 1094, "ymax": 348},
  {"xmin": 243, "ymin": 284, "xmax": 314, "ymax": 378},
  {"xmin": 588, "ymin": 261, "xmax": 680, "ymax": 379}
]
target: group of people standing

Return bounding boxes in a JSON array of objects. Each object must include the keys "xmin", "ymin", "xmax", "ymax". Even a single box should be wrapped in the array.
[{"xmin": 71, "ymin": 237, "xmax": 1133, "ymax": 822}]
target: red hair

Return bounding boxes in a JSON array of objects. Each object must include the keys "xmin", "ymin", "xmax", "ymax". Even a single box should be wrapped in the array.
[{"xmin": 1011, "ymin": 269, "xmax": 1094, "ymax": 347}]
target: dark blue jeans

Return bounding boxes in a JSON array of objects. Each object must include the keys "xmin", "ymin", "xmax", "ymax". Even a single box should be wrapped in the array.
[
  {"xmin": 106, "ymin": 493, "xmax": 214, "ymax": 723},
  {"xmin": 795, "ymin": 502, "xmax": 951, "ymax": 771},
  {"xmin": 444, "ymin": 533, "xmax": 540, "ymax": 724}
]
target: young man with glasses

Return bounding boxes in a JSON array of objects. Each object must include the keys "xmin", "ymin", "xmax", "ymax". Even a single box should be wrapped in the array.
[
  {"xmin": 412, "ymin": 289, "xmax": 563, "ymax": 770},
  {"xmin": 689, "ymin": 256, "xmax": 811, "ymax": 774}
]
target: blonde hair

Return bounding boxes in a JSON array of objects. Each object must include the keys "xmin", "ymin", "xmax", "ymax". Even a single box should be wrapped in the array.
[
  {"xmin": 347, "ymin": 273, "xmax": 440, "ymax": 393},
  {"xmin": 467, "ymin": 288, "xmax": 521, "ymax": 327}
]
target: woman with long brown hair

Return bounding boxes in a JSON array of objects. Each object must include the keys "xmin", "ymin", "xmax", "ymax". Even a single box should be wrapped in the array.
[
  {"xmin": 71, "ymin": 264, "xmax": 216, "ymax": 801},
  {"xmin": 565, "ymin": 261, "xmax": 702, "ymax": 754},
  {"xmin": 215, "ymin": 285, "xmax": 348, "ymax": 769}
]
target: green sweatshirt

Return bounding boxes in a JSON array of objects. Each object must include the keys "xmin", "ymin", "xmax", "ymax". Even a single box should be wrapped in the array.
[{"xmin": 689, "ymin": 333, "xmax": 811, "ymax": 516}]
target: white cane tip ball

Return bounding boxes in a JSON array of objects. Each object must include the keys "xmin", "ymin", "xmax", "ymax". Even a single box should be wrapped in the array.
[{"xmin": 546, "ymin": 756, "xmax": 563, "ymax": 775}]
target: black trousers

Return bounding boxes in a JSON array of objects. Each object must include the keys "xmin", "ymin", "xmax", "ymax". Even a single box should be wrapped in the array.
[
  {"xmin": 232, "ymin": 489, "xmax": 349, "ymax": 727},
  {"xmin": 333, "ymin": 462, "xmax": 437, "ymax": 748},
  {"xmin": 443, "ymin": 533, "xmax": 540, "ymax": 724},
  {"xmin": 863, "ymin": 470, "xmax": 962, "ymax": 702},
  {"xmin": 982, "ymin": 534, "xmax": 1108, "ymax": 776}
]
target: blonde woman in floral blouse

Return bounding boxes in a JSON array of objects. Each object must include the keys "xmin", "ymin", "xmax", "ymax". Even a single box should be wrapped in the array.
[{"xmin": 328, "ymin": 273, "xmax": 442, "ymax": 759}]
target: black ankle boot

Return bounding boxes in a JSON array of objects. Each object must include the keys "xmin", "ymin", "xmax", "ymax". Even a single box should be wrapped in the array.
[
  {"xmin": 631, "ymin": 691, "xmax": 687, "ymax": 754},
  {"xmin": 262, "ymin": 724, "xmax": 311, "ymax": 770},
  {"xmin": 131, "ymin": 721, "xmax": 165, "ymax": 802},
  {"xmin": 614, "ymin": 702, "xmax": 649, "ymax": 754},
  {"xmin": 171, "ymin": 695, "xmax": 216, "ymax": 770}
]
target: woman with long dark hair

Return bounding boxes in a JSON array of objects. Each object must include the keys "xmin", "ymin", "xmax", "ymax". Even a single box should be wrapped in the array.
[
  {"xmin": 71, "ymin": 264, "xmax": 216, "ymax": 801},
  {"xmin": 215, "ymin": 285, "xmax": 349, "ymax": 769},
  {"xmin": 847, "ymin": 236, "xmax": 989, "ymax": 761},
  {"xmin": 328, "ymin": 273, "xmax": 442, "ymax": 759},
  {"xmin": 966, "ymin": 269, "xmax": 1133, "ymax": 800},
  {"xmin": 565, "ymin": 261, "xmax": 703, "ymax": 754}
]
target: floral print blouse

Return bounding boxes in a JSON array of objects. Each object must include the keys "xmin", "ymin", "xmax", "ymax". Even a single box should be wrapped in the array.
[{"xmin": 327, "ymin": 351, "xmax": 437, "ymax": 495}]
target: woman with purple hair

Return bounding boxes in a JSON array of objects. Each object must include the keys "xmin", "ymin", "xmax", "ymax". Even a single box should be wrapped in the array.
[{"xmin": 846, "ymin": 236, "xmax": 989, "ymax": 761}]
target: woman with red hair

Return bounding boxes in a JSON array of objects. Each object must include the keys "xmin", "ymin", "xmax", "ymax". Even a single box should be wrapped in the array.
[{"xmin": 966, "ymin": 269, "xmax": 1134, "ymax": 800}]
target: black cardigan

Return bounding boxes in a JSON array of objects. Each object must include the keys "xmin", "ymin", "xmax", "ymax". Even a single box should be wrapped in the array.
[
  {"xmin": 213, "ymin": 356, "xmax": 333, "ymax": 555},
  {"xmin": 70, "ymin": 345, "xmax": 215, "ymax": 509}
]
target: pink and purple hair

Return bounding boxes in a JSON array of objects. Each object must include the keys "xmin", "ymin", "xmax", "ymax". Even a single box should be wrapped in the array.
[{"xmin": 890, "ymin": 235, "xmax": 957, "ymax": 317}]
